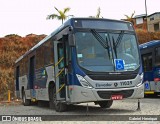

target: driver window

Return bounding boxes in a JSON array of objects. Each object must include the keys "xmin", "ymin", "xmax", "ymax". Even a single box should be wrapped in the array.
[{"xmin": 76, "ymin": 33, "xmax": 95, "ymax": 59}]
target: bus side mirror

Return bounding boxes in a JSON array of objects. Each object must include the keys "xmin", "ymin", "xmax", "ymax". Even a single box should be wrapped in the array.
[{"xmin": 68, "ymin": 34, "xmax": 75, "ymax": 46}]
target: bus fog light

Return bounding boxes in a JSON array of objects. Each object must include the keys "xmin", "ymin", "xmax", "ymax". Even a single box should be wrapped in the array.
[{"xmin": 76, "ymin": 74, "xmax": 93, "ymax": 89}]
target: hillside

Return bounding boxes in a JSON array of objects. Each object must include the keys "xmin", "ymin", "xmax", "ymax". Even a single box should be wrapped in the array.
[
  {"xmin": 136, "ymin": 29, "xmax": 160, "ymax": 44},
  {"xmin": 0, "ymin": 34, "xmax": 46, "ymax": 100},
  {"xmin": 0, "ymin": 30, "xmax": 160, "ymax": 100}
]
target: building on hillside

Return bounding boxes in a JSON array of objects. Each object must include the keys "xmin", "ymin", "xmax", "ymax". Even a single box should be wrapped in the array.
[
  {"xmin": 133, "ymin": 14, "xmax": 147, "ymax": 31},
  {"xmin": 122, "ymin": 14, "xmax": 147, "ymax": 31},
  {"xmin": 147, "ymin": 12, "xmax": 160, "ymax": 32}
]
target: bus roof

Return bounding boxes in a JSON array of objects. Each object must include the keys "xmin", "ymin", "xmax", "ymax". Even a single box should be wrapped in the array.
[
  {"xmin": 15, "ymin": 18, "xmax": 132, "ymax": 63},
  {"xmin": 15, "ymin": 18, "xmax": 73, "ymax": 63},
  {"xmin": 139, "ymin": 40, "xmax": 160, "ymax": 50}
]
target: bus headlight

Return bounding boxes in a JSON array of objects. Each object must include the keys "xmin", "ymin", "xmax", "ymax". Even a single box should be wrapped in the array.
[
  {"xmin": 137, "ymin": 73, "xmax": 143, "ymax": 87},
  {"xmin": 76, "ymin": 74, "xmax": 93, "ymax": 89}
]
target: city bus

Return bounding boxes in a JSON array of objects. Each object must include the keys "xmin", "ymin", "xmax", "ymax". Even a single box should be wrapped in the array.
[
  {"xmin": 139, "ymin": 40, "xmax": 160, "ymax": 97},
  {"xmin": 15, "ymin": 18, "xmax": 144, "ymax": 112}
]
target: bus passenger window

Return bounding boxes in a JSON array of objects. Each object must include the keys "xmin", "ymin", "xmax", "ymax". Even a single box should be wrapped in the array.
[
  {"xmin": 142, "ymin": 53, "xmax": 152, "ymax": 72},
  {"xmin": 44, "ymin": 41, "xmax": 54, "ymax": 65}
]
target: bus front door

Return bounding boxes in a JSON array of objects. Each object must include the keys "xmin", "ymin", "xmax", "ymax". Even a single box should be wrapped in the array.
[{"xmin": 54, "ymin": 41, "xmax": 66, "ymax": 101}]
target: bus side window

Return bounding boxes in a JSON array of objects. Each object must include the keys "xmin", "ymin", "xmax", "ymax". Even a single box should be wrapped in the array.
[
  {"xmin": 155, "ymin": 47, "xmax": 160, "ymax": 65},
  {"xmin": 142, "ymin": 53, "xmax": 152, "ymax": 72},
  {"xmin": 44, "ymin": 41, "xmax": 54, "ymax": 65},
  {"xmin": 36, "ymin": 46, "xmax": 44, "ymax": 69}
]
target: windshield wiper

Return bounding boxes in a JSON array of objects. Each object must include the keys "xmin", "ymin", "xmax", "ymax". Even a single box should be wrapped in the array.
[
  {"xmin": 112, "ymin": 31, "xmax": 124, "ymax": 58},
  {"xmin": 105, "ymin": 36, "xmax": 111, "ymax": 59},
  {"xmin": 90, "ymin": 29, "xmax": 110, "ymax": 59},
  {"xmin": 114, "ymin": 31, "xmax": 124, "ymax": 48},
  {"xmin": 90, "ymin": 29, "xmax": 109, "ymax": 49},
  {"xmin": 112, "ymin": 37, "xmax": 117, "ymax": 58}
]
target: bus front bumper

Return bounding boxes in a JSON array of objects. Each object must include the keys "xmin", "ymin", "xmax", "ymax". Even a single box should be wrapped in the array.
[{"xmin": 68, "ymin": 84, "xmax": 144, "ymax": 103}]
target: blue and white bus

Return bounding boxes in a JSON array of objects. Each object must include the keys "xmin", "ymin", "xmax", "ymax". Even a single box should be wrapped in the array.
[
  {"xmin": 15, "ymin": 18, "xmax": 144, "ymax": 112},
  {"xmin": 140, "ymin": 40, "xmax": 160, "ymax": 97}
]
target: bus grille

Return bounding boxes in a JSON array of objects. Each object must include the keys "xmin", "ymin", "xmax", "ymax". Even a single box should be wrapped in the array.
[
  {"xmin": 88, "ymin": 74, "xmax": 137, "ymax": 80},
  {"xmin": 97, "ymin": 90, "xmax": 134, "ymax": 99}
]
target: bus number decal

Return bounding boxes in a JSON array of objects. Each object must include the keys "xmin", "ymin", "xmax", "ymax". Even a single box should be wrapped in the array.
[{"xmin": 120, "ymin": 81, "xmax": 132, "ymax": 86}]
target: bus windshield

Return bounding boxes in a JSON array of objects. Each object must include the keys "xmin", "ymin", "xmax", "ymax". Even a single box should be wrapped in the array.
[{"xmin": 75, "ymin": 30, "xmax": 140, "ymax": 72}]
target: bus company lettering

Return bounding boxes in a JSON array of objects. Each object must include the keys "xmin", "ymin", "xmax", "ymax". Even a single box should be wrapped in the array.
[
  {"xmin": 96, "ymin": 83, "xmax": 112, "ymax": 88},
  {"xmin": 120, "ymin": 81, "xmax": 132, "ymax": 86},
  {"xmin": 96, "ymin": 81, "xmax": 132, "ymax": 88}
]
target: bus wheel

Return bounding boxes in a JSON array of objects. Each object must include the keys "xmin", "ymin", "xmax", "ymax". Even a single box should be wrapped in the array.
[
  {"xmin": 97, "ymin": 100, "xmax": 113, "ymax": 108},
  {"xmin": 22, "ymin": 90, "xmax": 31, "ymax": 106},
  {"xmin": 49, "ymin": 86, "xmax": 67, "ymax": 112}
]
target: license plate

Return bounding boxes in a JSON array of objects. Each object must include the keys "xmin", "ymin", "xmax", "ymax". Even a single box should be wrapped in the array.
[{"xmin": 111, "ymin": 95, "xmax": 123, "ymax": 100}]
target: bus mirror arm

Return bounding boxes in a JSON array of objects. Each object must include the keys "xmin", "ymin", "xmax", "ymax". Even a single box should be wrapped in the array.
[{"xmin": 68, "ymin": 34, "xmax": 76, "ymax": 46}]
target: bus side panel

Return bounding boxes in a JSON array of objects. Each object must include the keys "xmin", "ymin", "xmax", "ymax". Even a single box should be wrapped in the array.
[
  {"xmin": 153, "ymin": 67, "xmax": 160, "ymax": 94},
  {"xmin": 34, "ymin": 68, "xmax": 47, "ymax": 100},
  {"xmin": 34, "ymin": 65, "xmax": 55, "ymax": 101},
  {"xmin": 15, "ymin": 80, "xmax": 20, "ymax": 99},
  {"xmin": 19, "ymin": 75, "xmax": 30, "ymax": 99},
  {"xmin": 144, "ymin": 71, "xmax": 155, "ymax": 92},
  {"xmin": 155, "ymin": 82, "xmax": 160, "ymax": 93}
]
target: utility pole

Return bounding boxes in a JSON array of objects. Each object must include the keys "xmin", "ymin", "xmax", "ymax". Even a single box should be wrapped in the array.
[{"xmin": 145, "ymin": 0, "xmax": 148, "ymax": 31}]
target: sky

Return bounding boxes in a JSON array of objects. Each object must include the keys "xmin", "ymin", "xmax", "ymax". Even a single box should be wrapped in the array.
[{"xmin": 0, "ymin": 0, "xmax": 159, "ymax": 37}]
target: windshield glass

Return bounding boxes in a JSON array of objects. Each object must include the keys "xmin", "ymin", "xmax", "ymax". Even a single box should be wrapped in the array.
[{"xmin": 75, "ymin": 31, "xmax": 140, "ymax": 72}]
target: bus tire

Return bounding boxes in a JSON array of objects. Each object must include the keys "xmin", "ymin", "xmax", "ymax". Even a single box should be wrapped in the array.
[
  {"xmin": 49, "ymin": 86, "xmax": 67, "ymax": 112},
  {"xmin": 22, "ymin": 90, "xmax": 31, "ymax": 106},
  {"xmin": 55, "ymin": 102, "xmax": 67, "ymax": 112},
  {"xmin": 97, "ymin": 100, "xmax": 113, "ymax": 108}
]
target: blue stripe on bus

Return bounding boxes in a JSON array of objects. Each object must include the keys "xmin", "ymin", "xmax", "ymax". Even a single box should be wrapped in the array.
[
  {"xmin": 72, "ymin": 48, "xmax": 86, "ymax": 77},
  {"xmin": 143, "ymin": 71, "xmax": 154, "ymax": 81},
  {"xmin": 138, "ymin": 64, "xmax": 143, "ymax": 74},
  {"xmin": 143, "ymin": 67, "xmax": 160, "ymax": 82},
  {"xmin": 153, "ymin": 67, "xmax": 160, "ymax": 78},
  {"xmin": 67, "ymin": 48, "xmax": 86, "ymax": 86}
]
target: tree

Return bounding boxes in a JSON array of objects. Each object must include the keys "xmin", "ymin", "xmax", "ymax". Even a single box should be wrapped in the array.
[
  {"xmin": 89, "ymin": 7, "xmax": 103, "ymax": 18},
  {"xmin": 47, "ymin": 7, "xmax": 72, "ymax": 24},
  {"xmin": 124, "ymin": 11, "xmax": 135, "ymax": 24}
]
